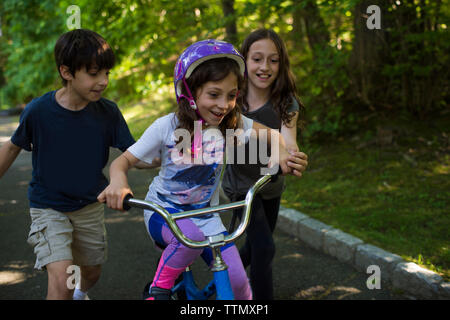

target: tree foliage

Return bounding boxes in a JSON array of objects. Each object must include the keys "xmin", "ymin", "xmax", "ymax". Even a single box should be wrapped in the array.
[{"xmin": 0, "ymin": 0, "xmax": 448, "ymax": 138}]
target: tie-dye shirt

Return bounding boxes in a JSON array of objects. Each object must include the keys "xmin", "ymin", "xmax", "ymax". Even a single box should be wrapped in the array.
[{"xmin": 128, "ymin": 113, "xmax": 253, "ymax": 236}]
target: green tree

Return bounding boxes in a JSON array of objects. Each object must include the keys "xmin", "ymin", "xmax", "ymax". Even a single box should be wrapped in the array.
[{"xmin": 1, "ymin": 0, "xmax": 448, "ymax": 136}]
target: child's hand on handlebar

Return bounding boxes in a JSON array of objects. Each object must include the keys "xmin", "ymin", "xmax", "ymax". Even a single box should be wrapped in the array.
[{"xmin": 97, "ymin": 183, "xmax": 133, "ymax": 211}]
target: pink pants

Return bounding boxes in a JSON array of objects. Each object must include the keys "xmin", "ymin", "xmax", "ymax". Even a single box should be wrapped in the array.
[{"xmin": 148, "ymin": 212, "xmax": 252, "ymax": 300}]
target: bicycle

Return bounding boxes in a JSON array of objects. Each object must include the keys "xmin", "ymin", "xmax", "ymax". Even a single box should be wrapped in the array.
[{"xmin": 122, "ymin": 173, "xmax": 276, "ymax": 300}]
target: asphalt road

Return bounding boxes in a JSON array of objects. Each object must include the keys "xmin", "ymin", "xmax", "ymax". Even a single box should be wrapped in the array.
[{"xmin": 0, "ymin": 115, "xmax": 404, "ymax": 300}]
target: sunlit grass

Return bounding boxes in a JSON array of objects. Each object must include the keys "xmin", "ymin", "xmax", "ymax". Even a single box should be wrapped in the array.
[{"xmin": 284, "ymin": 138, "xmax": 450, "ymax": 281}]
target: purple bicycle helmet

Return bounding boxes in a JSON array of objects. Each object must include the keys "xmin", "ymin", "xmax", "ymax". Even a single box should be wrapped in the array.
[{"xmin": 174, "ymin": 39, "xmax": 246, "ymax": 110}]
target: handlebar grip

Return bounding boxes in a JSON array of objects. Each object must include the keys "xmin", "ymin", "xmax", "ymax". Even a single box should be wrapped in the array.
[{"xmin": 122, "ymin": 194, "xmax": 134, "ymax": 211}]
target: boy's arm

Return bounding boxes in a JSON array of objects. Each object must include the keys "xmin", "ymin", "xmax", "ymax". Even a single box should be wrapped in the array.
[
  {"xmin": 0, "ymin": 140, "xmax": 22, "ymax": 179},
  {"xmin": 97, "ymin": 150, "xmax": 140, "ymax": 210}
]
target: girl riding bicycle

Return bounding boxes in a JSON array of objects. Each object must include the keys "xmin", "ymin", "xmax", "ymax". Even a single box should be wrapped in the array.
[{"xmin": 98, "ymin": 39, "xmax": 300, "ymax": 300}]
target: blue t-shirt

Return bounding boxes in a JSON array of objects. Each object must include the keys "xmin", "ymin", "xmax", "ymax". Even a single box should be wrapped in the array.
[{"xmin": 11, "ymin": 90, "xmax": 135, "ymax": 212}]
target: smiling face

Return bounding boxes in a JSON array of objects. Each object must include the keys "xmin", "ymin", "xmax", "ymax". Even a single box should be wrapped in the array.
[
  {"xmin": 73, "ymin": 66, "xmax": 110, "ymax": 102},
  {"xmin": 195, "ymin": 72, "xmax": 238, "ymax": 126},
  {"xmin": 61, "ymin": 65, "xmax": 110, "ymax": 103},
  {"xmin": 246, "ymin": 38, "xmax": 280, "ymax": 92}
]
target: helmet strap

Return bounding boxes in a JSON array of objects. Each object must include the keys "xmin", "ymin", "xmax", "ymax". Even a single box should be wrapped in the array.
[
  {"xmin": 178, "ymin": 77, "xmax": 205, "ymax": 160},
  {"xmin": 179, "ymin": 77, "xmax": 197, "ymax": 110}
]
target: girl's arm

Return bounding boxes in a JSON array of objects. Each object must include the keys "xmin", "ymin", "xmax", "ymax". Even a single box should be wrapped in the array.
[
  {"xmin": 97, "ymin": 150, "xmax": 140, "ymax": 210},
  {"xmin": 280, "ymin": 112, "xmax": 308, "ymax": 177},
  {"xmin": 99, "ymin": 116, "xmax": 165, "ymax": 208},
  {"xmin": 134, "ymin": 157, "xmax": 161, "ymax": 169},
  {"xmin": 281, "ymin": 112, "xmax": 299, "ymax": 152},
  {"xmin": 250, "ymin": 121, "xmax": 291, "ymax": 175}
]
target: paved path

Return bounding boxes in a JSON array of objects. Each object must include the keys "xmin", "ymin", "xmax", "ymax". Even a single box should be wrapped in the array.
[{"xmin": 0, "ymin": 116, "xmax": 404, "ymax": 300}]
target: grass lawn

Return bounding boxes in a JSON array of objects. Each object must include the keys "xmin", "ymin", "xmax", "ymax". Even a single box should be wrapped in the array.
[
  {"xmin": 284, "ymin": 119, "xmax": 449, "ymax": 281},
  {"xmin": 120, "ymin": 96, "xmax": 449, "ymax": 281}
]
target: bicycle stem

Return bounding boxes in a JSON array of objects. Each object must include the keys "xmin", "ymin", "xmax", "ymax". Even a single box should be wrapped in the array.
[{"xmin": 210, "ymin": 246, "xmax": 228, "ymax": 272}]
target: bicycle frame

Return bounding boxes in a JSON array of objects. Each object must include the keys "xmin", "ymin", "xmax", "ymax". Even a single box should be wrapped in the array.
[{"xmin": 123, "ymin": 173, "xmax": 274, "ymax": 300}]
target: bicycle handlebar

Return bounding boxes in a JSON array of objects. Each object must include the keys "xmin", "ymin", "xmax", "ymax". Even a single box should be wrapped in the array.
[{"xmin": 123, "ymin": 173, "xmax": 277, "ymax": 249}]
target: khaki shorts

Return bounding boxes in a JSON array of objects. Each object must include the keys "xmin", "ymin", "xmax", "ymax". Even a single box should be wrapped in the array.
[{"xmin": 27, "ymin": 202, "xmax": 107, "ymax": 270}]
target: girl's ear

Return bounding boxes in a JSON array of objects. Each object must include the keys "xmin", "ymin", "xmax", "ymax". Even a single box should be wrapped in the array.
[{"xmin": 59, "ymin": 65, "xmax": 74, "ymax": 81}]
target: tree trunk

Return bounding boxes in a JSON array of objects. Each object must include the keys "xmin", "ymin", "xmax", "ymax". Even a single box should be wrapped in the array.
[
  {"xmin": 300, "ymin": 0, "xmax": 330, "ymax": 59},
  {"xmin": 291, "ymin": 3, "xmax": 307, "ymax": 55},
  {"xmin": 349, "ymin": 0, "xmax": 387, "ymax": 109},
  {"xmin": 221, "ymin": 0, "xmax": 238, "ymax": 46}
]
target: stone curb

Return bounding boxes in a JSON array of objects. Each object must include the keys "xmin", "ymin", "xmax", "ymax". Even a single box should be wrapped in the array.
[{"xmin": 278, "ymin": 206, "xmax": 449, "ymax": 300}]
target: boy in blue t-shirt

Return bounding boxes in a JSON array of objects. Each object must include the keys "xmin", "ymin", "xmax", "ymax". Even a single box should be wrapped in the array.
[{"xmin": 0, "ymin": 29, "xmax": 141, "ymax": 299}]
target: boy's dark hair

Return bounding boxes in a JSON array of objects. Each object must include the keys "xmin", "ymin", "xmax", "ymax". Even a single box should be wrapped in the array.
[{"xmin": 54, "ymin": 29, "xmax": 115, "ymax": 86}]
